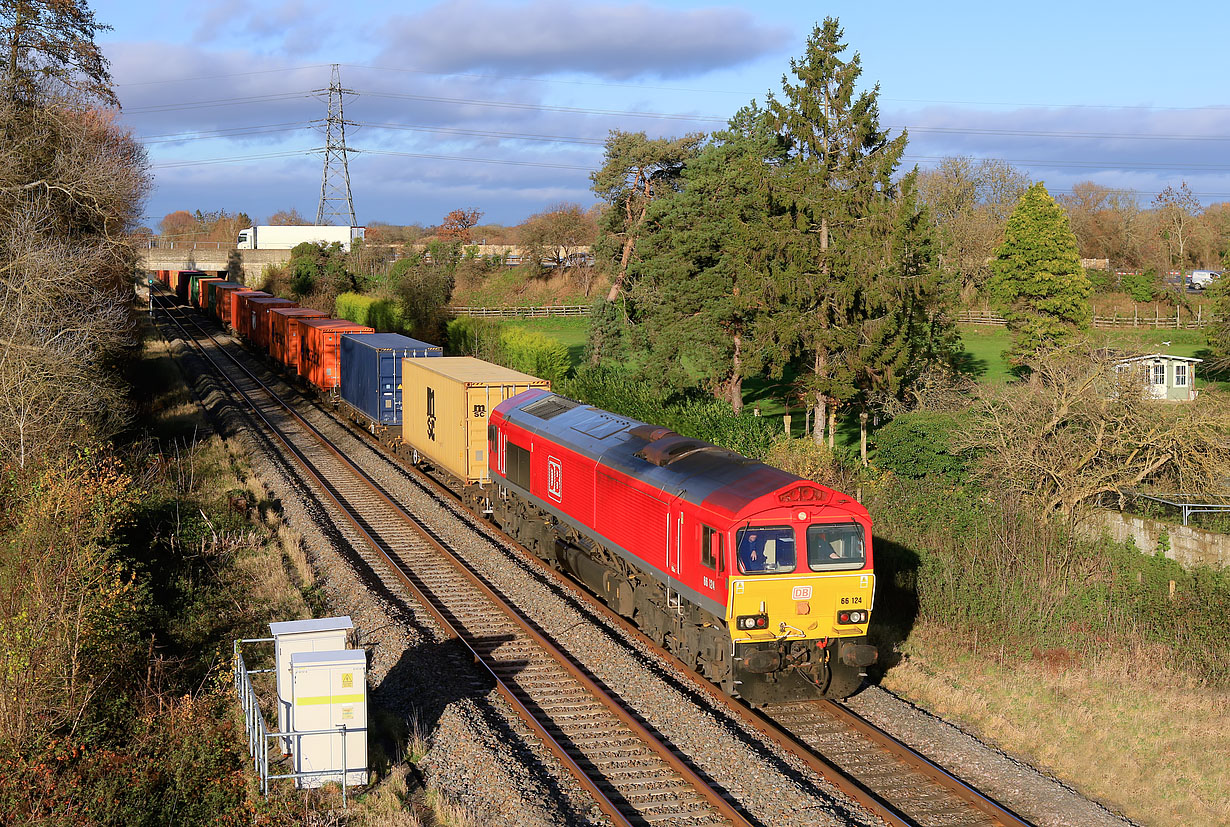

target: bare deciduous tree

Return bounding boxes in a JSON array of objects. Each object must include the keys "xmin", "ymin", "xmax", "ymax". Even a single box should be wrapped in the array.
[{"xmin": 958, "ymin": 342, "xmax": 1230, "ymax": 516}]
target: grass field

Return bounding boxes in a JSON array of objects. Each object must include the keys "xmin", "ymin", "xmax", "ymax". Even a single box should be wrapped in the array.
[
  {"xmin": 954, "ymin": 325, "xmax": 1224, "ymax": 388},
  {"xmin": 503, "ymin": 316, "xmax": 591, "ymax": 368},
  {"xmin": 881, "ymin": 624, "xmax": 1230, "ymax": 827}
]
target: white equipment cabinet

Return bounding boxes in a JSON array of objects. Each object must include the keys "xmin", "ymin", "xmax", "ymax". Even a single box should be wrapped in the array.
[
  {"xmin": 269, "ymin": 617, "xmax": 353, "ymax": 750},
  {"xmin": 289, "ymin": 649, "xmax": 368, "ymax": 788}
]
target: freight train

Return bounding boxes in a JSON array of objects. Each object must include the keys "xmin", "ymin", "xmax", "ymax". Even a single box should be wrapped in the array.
[{"xmin": 153, "ymin": 270, "xmax": 878, "ymax": 705}]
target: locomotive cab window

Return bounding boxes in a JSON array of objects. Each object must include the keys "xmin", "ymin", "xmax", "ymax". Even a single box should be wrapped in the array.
[
  {"xmin": 735, "ymin": 526, "xmax": 796, "ymax": 574},
  {"xmin": 806, "ymin": 523, "xmax": 866, "ymax": 571},
  {"xmin": 701, "ymin": 525, "xmax": 724, "ymax": 571}
]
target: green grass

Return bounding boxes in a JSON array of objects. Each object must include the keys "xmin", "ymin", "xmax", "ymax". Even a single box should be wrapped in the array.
[
  {"xmin": 503, "ymin": 317, "xmax": 591, "ymax": 369},
  {"xmin": 500, "ymin": 315, "xmax": 1227, "ymax": 402}
]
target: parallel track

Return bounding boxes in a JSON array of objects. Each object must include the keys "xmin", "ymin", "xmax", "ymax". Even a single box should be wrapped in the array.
[
  {"xmin": 155, "ymin": 290, "xmax": 1037, "ymax": 827},
  {"xmin": 153, "ymin": 293, "xmax": 747, "ymax": 827}
]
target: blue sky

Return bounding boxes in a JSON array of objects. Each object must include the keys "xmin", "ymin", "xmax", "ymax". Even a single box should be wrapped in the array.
[{"xmin": 97, "ymin": 0, "xmax": 1230, "ymax": 229}]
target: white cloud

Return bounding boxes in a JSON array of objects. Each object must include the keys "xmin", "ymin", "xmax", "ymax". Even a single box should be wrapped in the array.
[{"xmin": 374, "ymin": 0, "xmax": 789, "ymax": 79}]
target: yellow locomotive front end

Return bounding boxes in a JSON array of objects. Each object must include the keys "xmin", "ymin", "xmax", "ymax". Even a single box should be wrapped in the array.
[{"xmin": 725, "ymin": 516, "xmax": 878, "ymax": 705}]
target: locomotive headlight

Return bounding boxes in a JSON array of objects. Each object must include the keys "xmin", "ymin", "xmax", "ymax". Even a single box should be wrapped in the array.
[
  {"xmin": 837, "ymin": 610, "xmax": 869, "ymax": 625},
  {"xmin": 737, "ymin": 614, "xmax": 769, "ymax": 630}
]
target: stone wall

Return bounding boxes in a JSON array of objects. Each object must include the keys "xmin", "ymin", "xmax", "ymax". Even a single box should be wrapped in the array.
[
  {"xmin": 1083, "ymin": 510, "xmax": 1230, "ymax": 569},
  {"xmin": 139, "ymin": 248, "xmax": 292, "ymax": 282}
]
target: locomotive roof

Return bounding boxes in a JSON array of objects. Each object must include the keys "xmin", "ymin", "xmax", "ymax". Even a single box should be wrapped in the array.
[{"xmin": 497, "ymin": 389, "xmax": 860, "ymax": 520}]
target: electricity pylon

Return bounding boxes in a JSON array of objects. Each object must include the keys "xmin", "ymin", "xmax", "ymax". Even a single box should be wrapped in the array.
[{"xmin": 314, "ymin": 64, "xmax": 357, "ymax": 226}]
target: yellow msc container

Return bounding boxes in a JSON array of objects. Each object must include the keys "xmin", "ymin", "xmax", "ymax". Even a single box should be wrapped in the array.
[{"xmin": 401, "ymin": 356, "xmax": 549, "ymax": 483}]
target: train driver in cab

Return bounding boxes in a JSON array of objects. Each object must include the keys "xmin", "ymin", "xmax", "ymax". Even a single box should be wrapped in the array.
[{"xmin": 738, "ymin": 530, "xmax": 766, "ymax": 572}]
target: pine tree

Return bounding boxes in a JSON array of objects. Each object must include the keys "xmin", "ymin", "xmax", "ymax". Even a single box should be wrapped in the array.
[
  {"xmin": 844, "ymin": 172, "xmax": 958, "ymax": 462},
  {"xmin": 629, "ymin": 104, "xmax": 787, "ymax": 412},
  {"xmin": 989, "ymin": 182, "xmax": 1092, "ymax": 362},
  {"xmin": 765, "ymin": 18, "xmax": 908, "ymax": 445}
]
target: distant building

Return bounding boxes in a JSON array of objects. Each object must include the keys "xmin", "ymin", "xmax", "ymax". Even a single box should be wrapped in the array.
[{"xmin": 1114, "ymin": 354, "xmax": 1202, "ymax": 402}]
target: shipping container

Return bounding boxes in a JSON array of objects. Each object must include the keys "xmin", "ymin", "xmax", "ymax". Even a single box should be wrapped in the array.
[
  {"xmin": 270, "ymin": 308, "xmax": 330, "ymax": 370},
  {"xmin": 339, "ymin": 333, "xmax": 443, "ymax": 432},
  {"xmin": 299, "ymin": 319, "xmax": 375, "ymax": 391},
  {"xmin": 242, "ymin": 296, "xmax": 295, "ymax": 350},
  {"xmin": 230, "ymin": 290, "xmax": 270, "ymax": 334},
  {"xmin": 175, "ymin": 269, "xmax": 203, "ymax": 303},
  {"xmin": 206, "ymin": 281, "xmax": 244, "ymax": 321},
  {"xmin": 194, "ymin": 277, "xmax": 224, "ymax": 308},
  {"xmin": 190, "ymin": 274, "xmax": 222, "ymax": 308},
  {"xmin": 401, "ymin": 357, "xmax": 549, "ymax": 484}
]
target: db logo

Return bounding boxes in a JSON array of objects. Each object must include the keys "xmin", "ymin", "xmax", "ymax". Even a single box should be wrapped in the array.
[
  {"xmin": 547, "ymin": 456, "xmax": 562, "ymax": 502},
  {"xmin": 791, "ymin": 586, "xmax": 813, "ymax": 601}
]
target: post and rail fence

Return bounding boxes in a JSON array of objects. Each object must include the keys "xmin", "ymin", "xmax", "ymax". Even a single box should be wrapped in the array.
[
  {"xmin": 450, "ymin": 304, "xmax": 592, "ymax": 318},
  {"xmin": 956, "ymin": 308, "xmax": 1219, "ymax": 330}
]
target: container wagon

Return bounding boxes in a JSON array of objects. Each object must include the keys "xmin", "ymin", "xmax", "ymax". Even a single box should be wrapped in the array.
[
  {"xmin": 244, "ymin": 296, "xmax": 296, "ymax": 351},
  {"xmin": 399, "ymin": 356, "xmax": 548, "ymax": 485},
  {"xmin": 270, "ymin": 308, "xmax": 330, "ymax": 370},
  {"xmin": 298, "ymin": 319, "xmax": 375, "ymax": 392},
  {"xmin": 194, "ymin": 277, "xmax": 225, "ymax": 309},
  {"xmin": 229, "ymin": 290, "xmax": 269, "ymax": 334},
  {"xmin": 206, "ymin": 281, "xmax": 244, "ymax": 321},
  {"xmin": 338, "ymin": 333, "xmax": 443, "ymax": 438}
]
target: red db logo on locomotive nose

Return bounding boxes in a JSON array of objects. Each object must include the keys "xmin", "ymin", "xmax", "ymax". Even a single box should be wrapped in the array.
[
  {"xmin": 547, "ymin": 456, "xmax": 563, "ymax": 502},
  {"xmin": 792, "ymin": 585, "xmax": 813, "ymax": 601}
]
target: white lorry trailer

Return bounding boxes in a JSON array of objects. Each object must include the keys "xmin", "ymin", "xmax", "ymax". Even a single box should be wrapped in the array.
[{"xmin": 236, "ymin": 225, "xmax": 364, "ymax": 252}]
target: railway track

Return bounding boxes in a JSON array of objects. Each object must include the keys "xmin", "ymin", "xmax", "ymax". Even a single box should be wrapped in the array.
[
  {"xmin": 153, "ymin": 290, "xmax": 1037, "ymax": 827},
  {"xmin": 153, "ymin": 294, "xmax": 746, "ymax": 827}
]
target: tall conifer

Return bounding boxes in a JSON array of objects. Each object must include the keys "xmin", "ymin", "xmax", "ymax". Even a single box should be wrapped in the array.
[
  {"xmin": 766, "ymin": 18, "xmax": 907, "ymax": 444},
  {"xmin": 989, "ymin": 182, "xmax": 1092, "ymax": 362}
]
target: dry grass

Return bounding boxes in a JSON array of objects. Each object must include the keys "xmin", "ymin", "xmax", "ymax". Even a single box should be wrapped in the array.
[{"xmin": 881, "ymin": 623, "xmax": 1230, "ymax": 826}]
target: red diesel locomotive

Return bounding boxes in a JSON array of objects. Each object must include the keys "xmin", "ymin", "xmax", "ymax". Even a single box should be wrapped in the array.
[{"xmin": 487, "ymin": 389, "xmax": 877, "ymax": 705}]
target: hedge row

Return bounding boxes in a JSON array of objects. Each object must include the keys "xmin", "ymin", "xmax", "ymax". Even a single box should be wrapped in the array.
[
  {"xmin": 334, "ymin": 292, "xmax": 405, "ymax": 332},
  {"xmin": 445, "ymin": 317, "xmax": 571, "ymax": 384},
  {"xmin": 561, "ymin": 364, "xmax": 782, "ymax": 459}
]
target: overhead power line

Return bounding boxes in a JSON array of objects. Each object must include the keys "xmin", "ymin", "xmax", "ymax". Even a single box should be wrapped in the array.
[
  {"xmin": 151, "ymin": 148, "xmax": 320, "ymax": 169},
  {"xmin": 358, "ymin": 148, "xmax": 591, "ymax": 171}
]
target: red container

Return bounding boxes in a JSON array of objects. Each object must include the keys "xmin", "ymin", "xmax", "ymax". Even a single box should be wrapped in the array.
[
  {"xmin": 270, "ymin": 308, "xmax": 330, "ymax": 370},
  {"xmin": 298, "ymin": 319, "xmax": 374, "ymax": 391},
  {"xmin": 229, "ymin": 290, "xmax": 269, "ymax": 334},
  {"xmin": 234, "ymin": 291, "xmax": 274, "ymax": 340},
  {"xmin": 245, "ymin": 296, "xmax": 296, "ymax": 352},
  {"xmin": 210, "ymin": 283, "xmax": 244, "ymax": 323}
]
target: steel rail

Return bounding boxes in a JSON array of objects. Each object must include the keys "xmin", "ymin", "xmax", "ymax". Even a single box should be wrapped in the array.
[
  {"xmin": 154, "ymin": 294, "xmax": 747, "ymax": 826},
  {"xmin": 310, "ymin": 372, "xmax": 1034, "ymax": 827},
  {"xmin": 286, "ymin": 349, "xmax": 1039, "ymax": 826}
]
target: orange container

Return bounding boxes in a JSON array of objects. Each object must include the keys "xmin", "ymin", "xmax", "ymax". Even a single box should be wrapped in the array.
[
  {"xmin": 229, "ymin": 290, "xmax": 269, "ymax": 334},
  {"xmin": 244, "ymin": 296, "xmax": 296, "ymax": 352},
  {"xmin": 298, "ymin": 319, "xmax": 374, "ymax": 391},
  {"xmin": 270, "ymin": 308, "xmax": 329, "ymax": 370},
  {"xmin": 234, "ymin": 291, "xmax": 271, "ymax": 340},
  {"xmin": 196, "ymin": 277, "xmax": 224, "ymax": 308}
]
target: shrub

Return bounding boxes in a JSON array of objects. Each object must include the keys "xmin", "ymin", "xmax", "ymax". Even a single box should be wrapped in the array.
[
  {"xmin": 499, "ymin": 326, "xmax": 571, "ymax": 385},
  {"xmin": 561, "ymin": 364, "xmax": 781, "ymax": 458},
  {"xmin": 335, "ymin": 292, "xmax": 405, "ymax": 333},
  {"xmin": 1122, "ymin": 269, "xmax": 1157, "ymax": 303},
  {"xmin": 874, "ymin": 411, "xmax": 970, "ymax": 481},
  {"xmin": 1084, "ymin": 267, "xmax": 1112, "ymax": 292}
]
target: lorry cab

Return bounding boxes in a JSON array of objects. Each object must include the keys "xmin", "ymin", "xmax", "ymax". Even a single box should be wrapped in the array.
[{"xmin": 237, "ymin": 228, "xmax": 254, "ymax": 249}]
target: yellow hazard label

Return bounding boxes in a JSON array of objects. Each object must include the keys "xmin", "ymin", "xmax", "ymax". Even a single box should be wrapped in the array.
[{"xmin": 341, "ymin": 672, "xmax": 353, "ymax": 688}]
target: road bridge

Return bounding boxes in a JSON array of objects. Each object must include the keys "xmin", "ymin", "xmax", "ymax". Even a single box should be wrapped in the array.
[{"xmin": 139, "ymin": 245, "xmax": 291, "ymax": 284}]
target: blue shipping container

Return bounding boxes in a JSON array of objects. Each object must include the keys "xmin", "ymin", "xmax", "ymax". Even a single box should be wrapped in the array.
[{"xmin": 339, "ymin": 333, "xmax": 443, "ymax": 426}]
